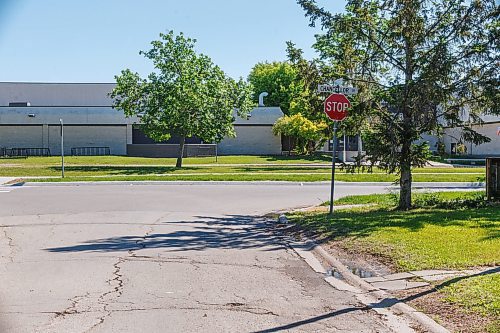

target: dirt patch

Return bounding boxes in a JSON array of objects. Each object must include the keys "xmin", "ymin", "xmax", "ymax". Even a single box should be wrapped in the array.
[
  {"xmin": 279, "ymin": 216, "xmax": 394, "ymax": 276},
  {"xmin": 395, "ymin": 286, "xmax": 497, "ymax": 333}
]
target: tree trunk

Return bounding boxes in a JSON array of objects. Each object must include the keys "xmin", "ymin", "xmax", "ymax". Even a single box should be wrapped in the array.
[
  {"xmin": 357, "ymin": 133, "xmax": 363, "ymax": 157},
  {"xmin": 398, "ymin": 144, "xmax": 412, "ymax": 210},
  {"xmin": 176, "ymin": 135, "xmax": 186, "ymax": 168},
  {"xmin": 399, "ymin": 17, "xmax": 414, "ymax": 211}
]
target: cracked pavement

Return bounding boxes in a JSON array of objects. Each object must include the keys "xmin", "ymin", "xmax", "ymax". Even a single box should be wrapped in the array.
[{"xmin": 1, "ymin": 182, "xmax": 399, "ymax": 332}]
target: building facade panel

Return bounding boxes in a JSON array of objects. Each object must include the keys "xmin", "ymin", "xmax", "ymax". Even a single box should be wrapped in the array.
[
  {"xmin": 218, "ymin": 126, "xmax": 282, "ymax": 155},
  {"xmin": 0, "ymin": 83, "xmax": 284, "ymax": 157},
  {"xmin": 444, "ymin": 123, "xmax": 500, "ymax": 156},
  {"xmin": 48, "ymin": 125, "xmax": 128, "ymax": 155},
  {"xmin": 0, "ymin": 125, "xmax": 44, "ymax": 149},
  {"xmin": 0, "ymin": 107, "xmax": 137, "ymax": 125}
]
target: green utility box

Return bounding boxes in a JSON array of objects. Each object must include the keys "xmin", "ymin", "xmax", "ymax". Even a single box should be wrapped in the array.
[{"xmin": 486, "ymin": 158, "xmax": 500, "ymax": 201}]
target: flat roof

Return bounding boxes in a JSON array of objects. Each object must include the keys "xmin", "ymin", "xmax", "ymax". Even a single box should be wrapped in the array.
[{"xmin": 0, "ymin": 82, "xmax": 116, "ymax": 107}]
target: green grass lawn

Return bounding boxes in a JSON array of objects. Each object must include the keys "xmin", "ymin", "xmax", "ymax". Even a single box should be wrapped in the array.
[
  {"xmin": 26, "ymin": 173, "xmax": 484, "ymax": 183},
  {"xmin": 441, "ymin": 272, "xmax": 499, "ymax": 332},
  {"xmin": 289, "ymin": 191, "xmax": 499, "ymax": 323},
  {"xmin": 443, "ymin": 273, "xmax": 499, "ymax": 317},
  {"xmin": 293, "ymin": 202, "xmax": 498, "ymax": 271},
  {"xmin": 332, "ymin": 191, "xmax": 489, "ymax": 207},
  {"xmin": 0, "ymin": 154, "xmax": 332, "ymax": 166},
  {"xmin": 0, "ymin": 155, "xmax": 485, "ymax": 182}
]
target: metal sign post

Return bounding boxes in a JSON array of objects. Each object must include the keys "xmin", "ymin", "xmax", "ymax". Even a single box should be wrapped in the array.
[
  {"xmin": 329, "ymin": 121, "xmax": 339, "ymax": 215},
  {"xmin": 60, "ymin": 119, "xmax": 64, "ymax": 178},
  {"xmin": 323, "ymin": 93, "xmax": 352, "ymax": 215}
]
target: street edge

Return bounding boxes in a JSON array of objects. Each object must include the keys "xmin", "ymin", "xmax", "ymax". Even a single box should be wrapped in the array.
[
  {"xmin": 286, "ymin": 236, "xmax": 449, "ymax": 333},
  {"xmin": 17, "ymin": 180, "xmax": 485, "ymax": 188}
]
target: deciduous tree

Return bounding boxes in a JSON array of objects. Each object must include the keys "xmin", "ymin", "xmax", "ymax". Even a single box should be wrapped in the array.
[
  {"xmin": 111, "ymin": 31, "xmax": 254, "ymax": 168},
  {"xmin": 248, "ymin": 62, "xmax": 301, "ymax": 114}
]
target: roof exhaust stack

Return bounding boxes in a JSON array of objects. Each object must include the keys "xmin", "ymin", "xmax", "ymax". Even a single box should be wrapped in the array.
[{"xmin": 258, "ymin": 92, "xmax": 268, "ymax": 107}]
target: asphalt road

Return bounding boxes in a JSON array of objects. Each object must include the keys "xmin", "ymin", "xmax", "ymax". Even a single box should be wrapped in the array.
[{"xmin": 0, "ymin": 182, "xmax": 468, "ymax": 332}]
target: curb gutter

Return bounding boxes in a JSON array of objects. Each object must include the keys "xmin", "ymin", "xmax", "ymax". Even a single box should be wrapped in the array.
[{"xmin": 288, "ymin": 238, "xmax": 449, "ymax": 333}]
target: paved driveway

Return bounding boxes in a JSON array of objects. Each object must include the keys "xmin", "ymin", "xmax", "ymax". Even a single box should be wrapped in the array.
[{"xmin": 0, "ymin": 182, "xmax": 422, "ymax": 332}]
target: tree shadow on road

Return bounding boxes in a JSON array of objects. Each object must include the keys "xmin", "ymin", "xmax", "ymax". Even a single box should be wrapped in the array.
[{"xmin": 45, "ymin": 215, "xmax": 287, "ymax": 253}]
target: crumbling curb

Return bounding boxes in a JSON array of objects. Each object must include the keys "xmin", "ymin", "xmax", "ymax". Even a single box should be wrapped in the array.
[{"xmin": 288, "ymin": 237, "xmax": 449, "ymax": 333}]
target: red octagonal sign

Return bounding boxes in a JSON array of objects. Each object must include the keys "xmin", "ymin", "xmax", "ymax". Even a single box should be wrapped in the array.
[{"xmin": 324, "ymin": 93, "xmax": 350, "ymax": 121}]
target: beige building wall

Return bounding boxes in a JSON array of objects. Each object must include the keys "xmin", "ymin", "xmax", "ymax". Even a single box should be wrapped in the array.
[
  {"xmin": 48, "ymin": 125, "xmax": 127, "ymax": 155},
  {"xmin": 443, "ymin": 123, "xmax": 500, "ymax": 155},
  {"xmin": 0, "ymin": 84, "xmax": 285, "ymax": 156},
  {"xmin": 218, "ymin": 126, "xmax": 282, "ymax": 155},
  {"xmin": 0, "ymin": 125, "xmax": 43, "ymax": 148}
]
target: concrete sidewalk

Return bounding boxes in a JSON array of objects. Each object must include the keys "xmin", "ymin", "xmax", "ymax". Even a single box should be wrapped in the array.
[{"xmin": 0, "ymin": 177, "xmax": 16, "ymax": 185}]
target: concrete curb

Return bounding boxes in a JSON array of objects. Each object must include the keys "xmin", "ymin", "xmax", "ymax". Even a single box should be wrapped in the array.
[
  {"xmin": 0, "ymin": 178, "xmax": 24, "ymax": 186},
  {"xmin": 288, "ymin": 238, "xmax": 449, "ymax": 333}
]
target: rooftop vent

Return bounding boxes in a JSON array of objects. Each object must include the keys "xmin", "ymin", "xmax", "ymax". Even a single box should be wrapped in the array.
[
  {"xmin": 258, "ymin": 92, "xmax": 268, "ymax": 107},
  {"xmin": 9, "ymin": 102, "xmax": 31, "ymax": 107}
]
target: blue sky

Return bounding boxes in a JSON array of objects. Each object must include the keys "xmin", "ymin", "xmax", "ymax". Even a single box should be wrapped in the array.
[{"xmin": 0, "ymin": 0, "xmax": 342, "ymax": 83}]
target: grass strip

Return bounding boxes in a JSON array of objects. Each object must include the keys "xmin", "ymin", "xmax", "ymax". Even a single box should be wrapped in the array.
[
  {"xmin": 288, "ymin": 191, "xmax": 499, "ymax": 321},
  {"xmin": 26, "ymin": 172, "xmax": 485, "ymax": 182}
]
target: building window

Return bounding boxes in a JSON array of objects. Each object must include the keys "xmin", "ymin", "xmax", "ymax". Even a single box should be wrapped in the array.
[
  {"xmin": 450, "ymin": 143, "xmax": 457, "ymax": 155},
  {"xmin": 328, "ymin": 135, "xmax": 359, "ymax": 151},
  {"xmin": 9, "ymin": 102, "xmax": 31, "ymax": 107}
]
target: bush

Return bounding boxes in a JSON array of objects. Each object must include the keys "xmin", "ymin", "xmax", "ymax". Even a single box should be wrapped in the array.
[
  {"xmin": 437, "ymin": 141, "xmax": 446, "ymax": 156},
  {"xmin": 456, "ymin": 143, "xmax": 468, "ymax": 155},
  {"xmin": 413, "ymin": 192, "xmax": 488, "ymax": 209},
  {"xmin": 273, "ymin": 113, "xmax": 327, "ymax": 154}
]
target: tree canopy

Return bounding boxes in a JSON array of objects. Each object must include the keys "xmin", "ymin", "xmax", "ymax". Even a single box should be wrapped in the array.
[
  {"xmin": 247, "ymin": 61, "xmax": 302, "ymax": 114},
  {"xmin": 298, "ymin": 0, "xmax": 499, "ymax": 209},
  {"xmin": 248, "ymin": 50, "xmax": 336, "ymax": 153},
  {"xmin": 111, "ymin": 31, "xmax": 254, "ymax": 167}
]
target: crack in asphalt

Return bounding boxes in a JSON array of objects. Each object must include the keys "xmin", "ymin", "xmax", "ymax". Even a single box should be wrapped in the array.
[
  {"xmin": 194, "ymin": 300, "xmax": 279, "ymax": 316},
  {"xmin": 84, "ymin": 216, "xmax": 166, "ymax": 332},
  {"xmin": 126, "ymin": 214, "xmax": 167, "ymax": 256},
  {"xmin": 3, "ymin": 304, "xmax": 279, "ymax": 316},
  {"xmin": 84, "ymin": 257, "xmax": 126, "ymax": 332},
  {"xmin": 122, "ymin": 256, "xmax": 279, "ymax": 271},
  {"xmin": 1, "ymin": 226, "xmax": 15, "ymax": 263},
  {"xmin": 53, "ymin": 293, "xmax": 91, "ymax": 318},
  {"xmin": 35, "ymin": 292, "xmax": 94, "ymax": 333}
]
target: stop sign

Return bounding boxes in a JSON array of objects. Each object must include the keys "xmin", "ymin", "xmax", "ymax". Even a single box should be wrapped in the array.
[{"xmin": 324, "ymin": 93, "xmax": 350, "ymax": 121}]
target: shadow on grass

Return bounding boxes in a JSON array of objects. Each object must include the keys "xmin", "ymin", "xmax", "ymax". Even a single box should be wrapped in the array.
[
  {"xmin": 45, "ymin": 215, "xmax": 285, "ymax": 253},
  {"xmin": 261, "ymin": 154, "xmax": 332, "ymax": 163},
  {"xmin": 233, "ymin": 166, "xmax": 330, "ymax": 172},
  {"xmin": 294, "ymin": 206, "xmax": 500, "ymax": 241},
  {"xmin": 48, "ymin": 165, "xmax": 197, "ymax": 175},
  {"xmin": 400, "ymin": 266, "xmax": 500, "ymax": 303},
  {"xmin": 50, "ymin": 165, "xmax": 333, "ymax": 175}
]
